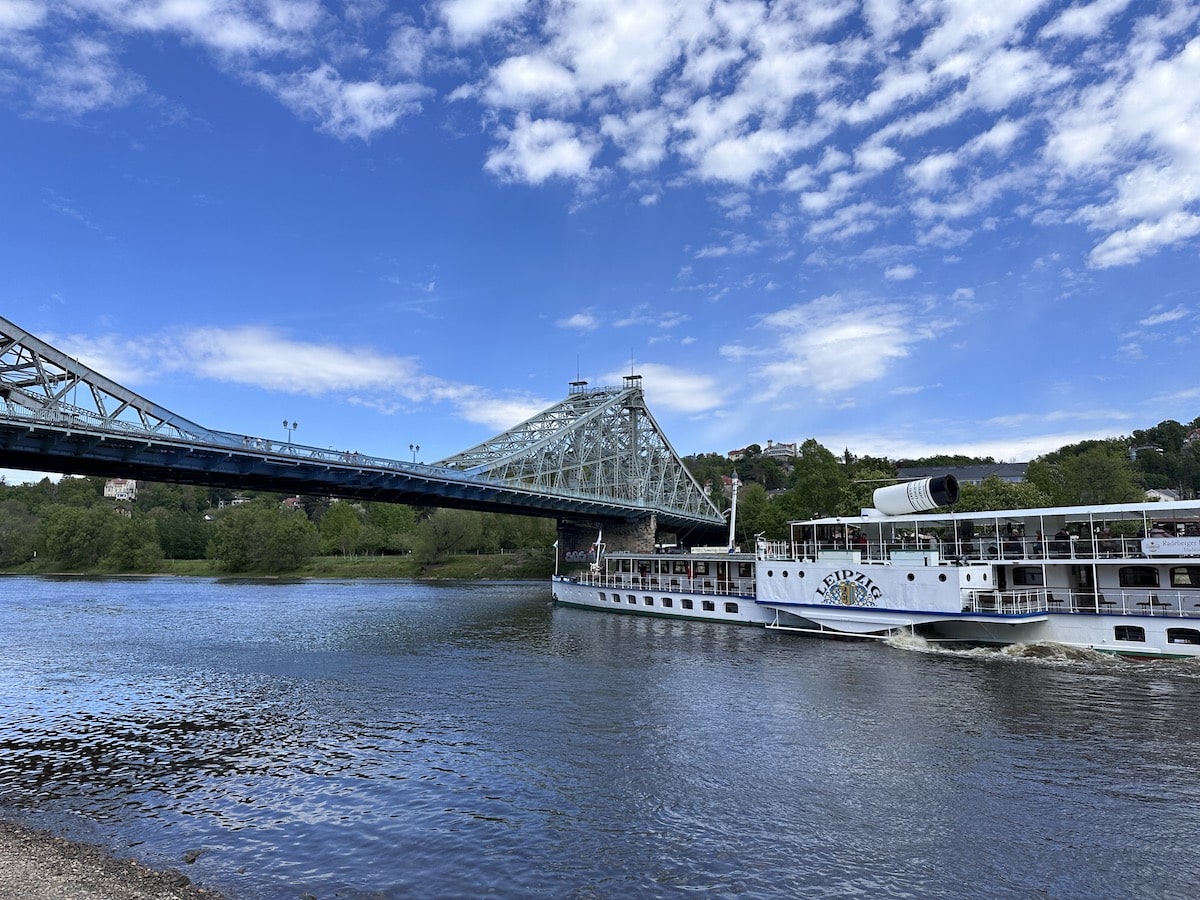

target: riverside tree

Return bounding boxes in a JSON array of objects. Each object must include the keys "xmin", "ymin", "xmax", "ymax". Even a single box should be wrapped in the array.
[{"xmin": 208, "ymin": 506, "xmax": 318, "ymax": 572}]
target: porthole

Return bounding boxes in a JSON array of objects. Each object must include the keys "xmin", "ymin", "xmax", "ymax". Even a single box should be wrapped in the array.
[
  {"xmin": 938, "ymin": 573, "xmax": 947, "ymax": 582},
  {"xmin": 907, "ymin": 573, "xmax": 915, "ymax": 581},
  {"xmin": 782, "ymin": 570, "xmax": 789, "ymax": 577},
  {"xmin": 966, "ymin": 574, "xmax": 972, "ymax": 582},
  {"xmin": 798, "ymin": 570, "xmax": 805, "ymax": 578},
  {"xmin": 767, "ymin": 570, "xmax": 774, "ymax": 577}
]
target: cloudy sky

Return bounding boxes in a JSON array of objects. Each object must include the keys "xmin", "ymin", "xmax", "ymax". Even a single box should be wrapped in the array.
[{"xmin": 2, "ymin": 0, "xmax": 1198, "ymax": 477}]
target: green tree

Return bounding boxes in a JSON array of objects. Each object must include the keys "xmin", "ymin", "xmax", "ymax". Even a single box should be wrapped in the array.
[
  {"xmin": 733, "ymin": 482, "xmax": 786, "ymax": 543},
  {"xmin": 1059, "ymin": 446, "xmax": 1144, "ymax": 505},
  {"xmin": 320, "ymin": 501, "xmax": 364, "ymax": 557},
  {"xmin": 784, "ymin": 439, "xmax": 849, "ymax": 518},
  {"xmin": 56, "ymin": 476, "xmax": 103, "ymax": 507},
  {"xmin": 265, "ymin": 511, "xmax": 320, "ymax": 569},
  {"xmin": 356, "ymin": 502, "xmax": 418, "ymax": 555},
  {"xmin": 105, "ymin": 516, "xmax": 164, "ymax": 572},
  {"xmin": 0, "ymin": 498, "xmax": 39, "ymax": 566},
  {"xmin": 209, "ymin": 507, "xmax": 318, "ymax": 572},
  {"xmin": 413, "ymin": 508, "xmax": 482, "ymax": 564},
  {"xmin": 683, "ymin": 452, "xmax": 733, "ymax": 511},
  {"xmin": 954, "ymin": 475, "xmax": 1052, "ymax": 512},
  {"xmin": 42, "ymin": 506, "xmax": 118, "ymax": 568},
  {"xmin": 149, "ymin": 508, "xmax": 209, "ymax": 559}
]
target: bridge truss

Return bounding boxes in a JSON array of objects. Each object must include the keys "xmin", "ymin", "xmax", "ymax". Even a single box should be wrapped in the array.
[
  {"xmin": 0, "ymin": 316, "xmax": 725, "ymax": 533},
  {"xmin": 437, "ymin": 377, "xmax": 722, "ymax": 524}
]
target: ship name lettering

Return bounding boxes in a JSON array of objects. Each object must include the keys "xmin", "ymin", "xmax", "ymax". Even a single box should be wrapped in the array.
[{"xmin": 815, "ymin": 569, "xmax": 883, "ymax": 601}]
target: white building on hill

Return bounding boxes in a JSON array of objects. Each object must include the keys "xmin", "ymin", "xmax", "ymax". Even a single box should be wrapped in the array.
[{"xmin": 104, "ymin": 478, "xmax": 137, "ymax": 502}]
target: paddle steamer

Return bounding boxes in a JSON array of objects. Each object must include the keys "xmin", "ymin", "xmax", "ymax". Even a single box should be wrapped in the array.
[{"xmin": 552, "ymin": 476, "xmax": 1200, "ymax": 659}]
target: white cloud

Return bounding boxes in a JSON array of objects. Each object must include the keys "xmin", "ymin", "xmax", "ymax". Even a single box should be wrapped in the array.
[
  {"xmin": 485, "ymin": 53, "xmax": 579, "ymax": 110},
  {"xmin": 600, "ymin": 109, "xmax": 670, "ymax": 171},
  {"xmin": 484, "ymin": 112, "xmax": 600, "ymax": 184},
  {"xmin": 1040, "ymin": 0, "xmax": 1133, "ymax": 40},
  {"xmin": 440, "ymin": 0, "xmax": 529, "ymax": 45},
  {"xmin": 602, "ymin": 362, "xmax": 728, "ymax": 415},
  {"xmin": 727, "ymin": 294, "xmax": 952, "ymax": 397},
  {"xmin": 885, "ymin": 264, "xmax": 917, "ymax": 281},
  {"xmin": 544, "ymin": 0, "xmax": 698, "ymax": 100},
  {"xmin": 56, "ymin": 323, "xmax": 549, "ymax": 434},
  {"xmin": 31, "ymin": 36, "xmax": 143, "ymax": 114},
  {"xmin": 1045, "ymin": 35, "xmax": 1200, "ymax": 267},
  {"xmin": 906, "ymin": 151, "xmax": 958, "ymax": 191},
  {"xmin": 259, "ymin": 64, "xmax": 428, "ymax": 140},
  {"xmin": 1138, "ymin": 305, "xmax": 1191, "ymax": 326},
  {"xmin": 556, "ymin": 311, "xmax": 599, "ymax": 331},
  {"xmin": 1089, "ymin": 211, "xmax": 1200, "ymax": 268},
  {"xmin": 0, "ymin": 0, "xmax": 45, "ymax": 31}
]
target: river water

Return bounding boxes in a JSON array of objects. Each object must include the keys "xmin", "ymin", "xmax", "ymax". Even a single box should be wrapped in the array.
[{"xmin": 2, "ymin": 576, "xmax": 1199, "ymax": 898}]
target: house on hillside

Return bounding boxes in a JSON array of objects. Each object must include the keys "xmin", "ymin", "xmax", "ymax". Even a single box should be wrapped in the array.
[
  {"xmin": 1147, "ymin": 488, "xmax": 1180, "ymax": 502},
  {"xmin": 103, "ymin": 478, "xmax": 137, "ymax": 502}
]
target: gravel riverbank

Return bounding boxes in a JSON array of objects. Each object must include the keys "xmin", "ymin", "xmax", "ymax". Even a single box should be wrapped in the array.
[{"xmin": 0, "ymin": 821, "xmax": 226, "ymax": 900}]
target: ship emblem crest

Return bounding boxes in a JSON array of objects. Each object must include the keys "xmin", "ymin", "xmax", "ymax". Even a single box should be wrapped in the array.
[
  {"xmin": 835, "ymin": 580, "xmax": 871, "ymax": 606},
  {"xmin": 816, "ymin": 569, "xmax": 881, "ymax": 607}
]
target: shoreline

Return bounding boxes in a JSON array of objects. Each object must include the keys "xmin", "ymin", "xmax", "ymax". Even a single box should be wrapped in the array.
[{"xmin": 0, "ymin": 820, "xmax": 226, "ymax": 900}]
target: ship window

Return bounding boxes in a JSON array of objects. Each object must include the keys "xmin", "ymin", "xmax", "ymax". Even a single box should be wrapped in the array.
[
  {"xmin": 1012, "ymin": 566, "xmax": 1044, "ymax": 586},
  {"xmin": 673, "ymin": 561, "xmax": 689, "ymax": 574},
  {"xmin": 1119, "ymin": 566, "xmax": 1159, "ymax": 587},
  {"xmin": 738, "ymin": 563, "xmax": 753, "ymax": 578},
  {"xmin": 598, "ymin": 593, "xmax": 606, "ymax": 602},
  {"xmin": 680, "ymin": 599, "xmax": 693, "ymax": 610},
  {"xmin": 702, "ymin": 600, "xmax": 715, "ymax": 612},
  {"xmin": 627, "ymin": 595, "xmax": 637, "ymax": 604},
  {"xmin": 906, "ymin": 573, "xmax": 915, "ymax": 581},
  {"xmin": 662, "ymin": 597, "xmax": 673, "ymax": 608},
  {"xmin": 1171, "ymin": 566, "xmax": 1200, "ymax": 587},
  {"xmin": 693, "ymin": 562, "xmax": 709, "ymax": 575},
  {"xmin": 938, "ymin": 574, "xmax": 947, "ymax": 582},
  {"xmin": 1167, "ymin": 628, "xmax": 1200, "ymax": 645},
  {"xmin": 724, "ymin": 602, "xmax": 739, "ymax": 614},
  {"xmin": 644, "ymin": 596, "xmax": 654, "ymax": 606},
  {"xmin": 1114, "ymin": 625, "xmax": 1146, "ymax": 642},
  {"xmin": 782, "ymin": 570, "xmax": 788, "ymax": 577}
]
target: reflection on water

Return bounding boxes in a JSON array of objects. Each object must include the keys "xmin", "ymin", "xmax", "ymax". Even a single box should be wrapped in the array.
[{"xmin": 3, "ymin": 576, "xmax": 1200, "ymax": 898}]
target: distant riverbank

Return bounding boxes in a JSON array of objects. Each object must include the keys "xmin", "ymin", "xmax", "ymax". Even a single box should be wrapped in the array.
[{"xmin": 0, "ymin": 548, "xmax": 555, "ymax": 581}]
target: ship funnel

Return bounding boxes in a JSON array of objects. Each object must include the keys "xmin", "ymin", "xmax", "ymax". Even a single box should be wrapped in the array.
[{"xmin": 872, "ymin": 475, "xmax": 959, "ymax": 516}]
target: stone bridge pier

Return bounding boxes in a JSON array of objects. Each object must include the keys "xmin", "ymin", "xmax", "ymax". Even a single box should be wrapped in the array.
[{"xmin": 556, "ymin": 516, "xmax": 657, "ymax": 568}]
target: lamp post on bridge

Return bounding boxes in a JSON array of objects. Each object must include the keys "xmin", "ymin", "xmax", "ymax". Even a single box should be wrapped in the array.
[
  {"xmin": 410, "ymin": 443, "xmax": 420, "ymax": 463},
  {"xmin": 284, "ymin": 420, "xmax": 298, "ymax": 444}
]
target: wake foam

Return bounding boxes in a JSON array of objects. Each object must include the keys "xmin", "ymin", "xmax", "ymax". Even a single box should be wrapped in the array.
[{"xmin": 884, "ymin": 632, "xmax": 1122, "ymax": 666}]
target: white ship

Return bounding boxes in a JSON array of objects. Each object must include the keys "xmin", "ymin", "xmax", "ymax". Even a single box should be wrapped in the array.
[{"xmin": 552, "ymin": 476, "xmax": 1200, "ymax": 660}]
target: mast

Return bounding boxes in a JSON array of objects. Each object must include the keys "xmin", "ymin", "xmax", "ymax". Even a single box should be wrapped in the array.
[{"xmin": 728, "ymin": 473, "xmax": 740, "ymax": 552}]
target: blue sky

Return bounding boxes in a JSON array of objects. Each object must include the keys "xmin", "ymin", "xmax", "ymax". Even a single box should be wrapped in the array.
[{"xmin": 2, "ymin": 0, "xmax": 1198, "ymax": 483}]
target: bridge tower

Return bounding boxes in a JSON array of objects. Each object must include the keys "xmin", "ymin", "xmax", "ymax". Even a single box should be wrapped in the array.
[{"xmin": 436, "ymin": 375, "xmax": 723, "ymax": 556}]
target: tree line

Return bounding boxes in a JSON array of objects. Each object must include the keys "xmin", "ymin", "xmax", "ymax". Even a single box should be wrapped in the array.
[
  {"xmin": 1, "ymin": 415, "xmax": 1195, "ymax": 572},
  {"xmin": 682, "ymin": 415, "xmax": 1200, "ymax": 549},
  {"xmin": 0, "ymin": 477, "xmax": 555, "ymax": 573}
]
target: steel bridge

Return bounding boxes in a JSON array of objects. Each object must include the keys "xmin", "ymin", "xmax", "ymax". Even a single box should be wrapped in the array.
[{"xmin": 0, "ymin": 316, "xmax": 726, "ymax": 540}]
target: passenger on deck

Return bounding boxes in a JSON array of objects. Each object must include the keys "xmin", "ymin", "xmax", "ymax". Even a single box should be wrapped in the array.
[
  {"xmin": 1052, "ymin": 528, "xmax": 1071, "ymax": 557},
  {"xmin": 1003, "ymin": 529, "xmax": 1023, "ymax": 557}
]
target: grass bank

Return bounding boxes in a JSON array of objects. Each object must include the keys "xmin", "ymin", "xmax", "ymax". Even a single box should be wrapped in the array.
[{"xmin": 4, "ymin": 549, "xmax": 557, "ymax": 581}]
